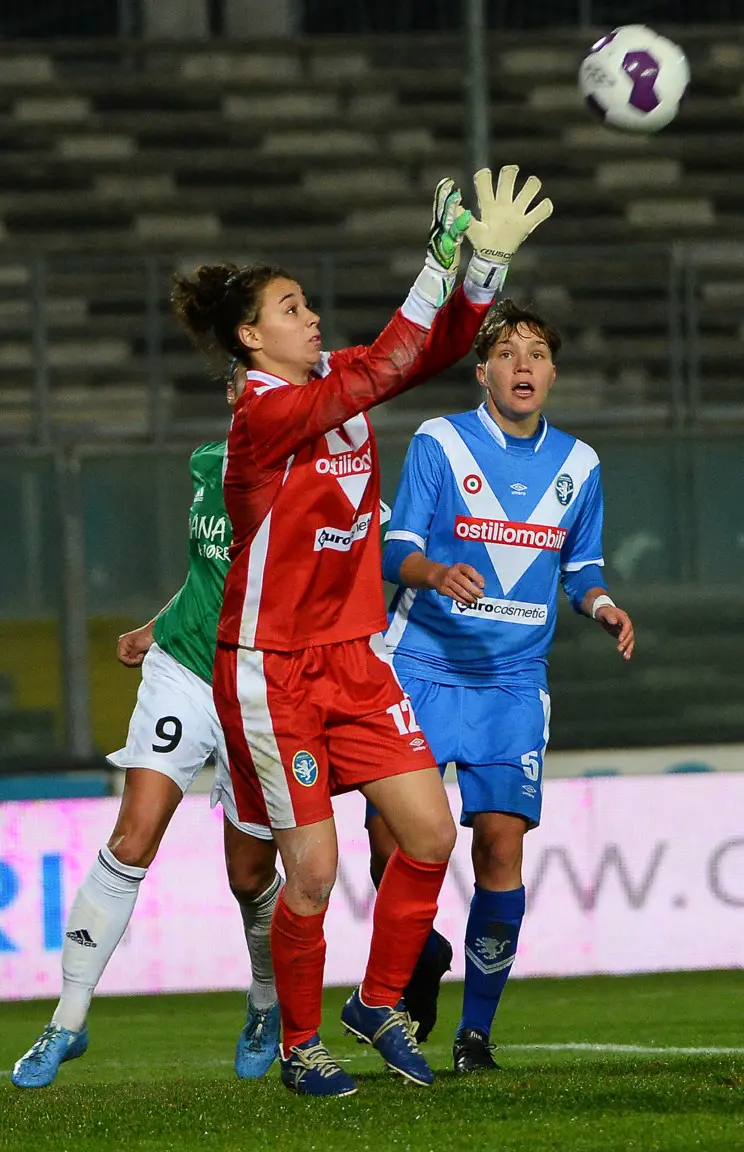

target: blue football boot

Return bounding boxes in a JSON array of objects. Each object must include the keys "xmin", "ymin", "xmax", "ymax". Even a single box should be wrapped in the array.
[
  {"xmin": 11, "ymin": 1023, "xmax": 88, "ymax": 1088},
  {"xmin": 341, "ymin": 987, "xmax": 434, "ymax": 1086},
  {"xmin": 234, "ymin": 995, "xmax": 280, "ymax": 1079},
  {"xmin": 280, "ymin": 1034, "xmax": 357, "ymax": 1097}
]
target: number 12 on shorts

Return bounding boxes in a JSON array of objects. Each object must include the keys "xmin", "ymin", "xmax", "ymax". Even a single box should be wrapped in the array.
[{"xmin": 386, "ymin": 698, "xmax": 421, "ymax": 736}]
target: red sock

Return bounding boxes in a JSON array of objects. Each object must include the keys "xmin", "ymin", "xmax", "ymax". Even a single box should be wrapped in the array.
[
  {"xmin": 362, "ymin": 848, "xmax": 448, "ymax": 1008},
  {"xmin": 271, "ymin": 889, "xmax": 327, "ymax": 1051}
]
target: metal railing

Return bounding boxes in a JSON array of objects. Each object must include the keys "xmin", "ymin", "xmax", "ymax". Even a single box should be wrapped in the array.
[{"xmin": 0, "ymin": 243, "xmax": 741, "ymax": 446}]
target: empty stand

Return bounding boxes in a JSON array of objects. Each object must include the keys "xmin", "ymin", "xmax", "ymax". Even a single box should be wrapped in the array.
[{"xmin": 0, "ymin": 28, "xmax": 741, "ymax": 431}]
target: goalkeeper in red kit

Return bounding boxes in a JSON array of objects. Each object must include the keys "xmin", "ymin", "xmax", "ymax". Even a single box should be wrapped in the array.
[{"xmin": 174, "ymin": 167, "xmax": 553, "ymax": 1096}]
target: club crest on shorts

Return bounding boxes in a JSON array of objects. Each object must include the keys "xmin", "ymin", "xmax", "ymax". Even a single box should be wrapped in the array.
[
  {"xmin": 292, "ymin": 750, "xmax": 318, "ymax": 787},
  {"xmin": 555, "ymin": 473, "xmax": 574, "ymax": 506}
]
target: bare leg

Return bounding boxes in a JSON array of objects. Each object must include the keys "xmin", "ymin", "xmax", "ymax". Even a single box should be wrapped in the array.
[{"xmin": 367, "ymin": 812, "xmax": 397, "ymax": 889}]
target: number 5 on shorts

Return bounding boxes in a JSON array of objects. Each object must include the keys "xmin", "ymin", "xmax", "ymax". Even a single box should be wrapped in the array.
[
  {"xmin": 521, "ymin": 690, "xmax": 551, "ymax": 782},
  {"xmin": 521, "ymin": 751, "xmax": 540, "ymax": 781}
]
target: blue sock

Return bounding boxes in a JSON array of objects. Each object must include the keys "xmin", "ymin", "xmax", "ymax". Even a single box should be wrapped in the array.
[{"xmin": 459, "ymin": 885, "xmax": 525, "ymax": 1039}]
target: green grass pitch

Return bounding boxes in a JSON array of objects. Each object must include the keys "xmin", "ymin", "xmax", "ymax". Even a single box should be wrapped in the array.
[{"xmin": 1, "ymin": 972, "xmax": 742, "ymax": 1152}]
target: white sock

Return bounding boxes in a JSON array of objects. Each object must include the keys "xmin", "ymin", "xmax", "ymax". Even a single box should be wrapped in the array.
[
  {"xmin": 237, "ymin": 872, "xmax": 281, "ymax": 1011},
  {"xmin": 52, "ymin": 845, "xmax": 147, "ymax": 1033}
]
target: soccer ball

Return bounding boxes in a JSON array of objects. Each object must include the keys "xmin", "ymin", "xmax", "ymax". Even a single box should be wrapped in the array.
[{"xmin": 578, "ymin": 24, "xmax": 690, "ymax": 133}]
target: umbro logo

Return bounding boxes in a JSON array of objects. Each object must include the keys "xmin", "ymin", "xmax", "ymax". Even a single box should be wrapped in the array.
[
  {"xmin": 66, "ymin": 929, "xmax": 97, "ymax": 948},
  {"xmin": 510, "ymin": 483, "xmax": 528, "ymax": 496}
]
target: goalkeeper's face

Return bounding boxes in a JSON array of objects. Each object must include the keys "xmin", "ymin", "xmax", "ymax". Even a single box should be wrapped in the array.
[
  {"xmin": 238, "ymin": 277, "xmax": 321, "ymax": 383},
  {"xmin": 477, "ymin": 323, "xmax": 555, "ymax": 425}
]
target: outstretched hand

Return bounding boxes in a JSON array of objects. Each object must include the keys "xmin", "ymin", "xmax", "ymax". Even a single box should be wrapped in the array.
[
  {"xmin": 466, "ymin": 164, "xmax": 554, "ymax": 265},
  {"xmin": 595, "ymin": 605, "xmax": 635, "ymax": 661},
  {"xmin": 427, "ymin": 178, "xmax": 471, "ymax": 272},
  {"xmin": 411, "ymin": 177, "xmax": 472, "ymax": 309}
]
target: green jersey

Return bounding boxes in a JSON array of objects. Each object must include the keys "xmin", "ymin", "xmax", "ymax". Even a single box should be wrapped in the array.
[{"xmin": 153, "ymin": 441, "xmax": 229, "ymax": 684}]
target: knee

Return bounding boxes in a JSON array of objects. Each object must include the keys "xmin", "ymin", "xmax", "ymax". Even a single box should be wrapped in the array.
[
  {"xmin": 433, "ymin": 815, "xmax": 457, "ymax": 862},
  {"xmin": 472, "ymin": 833, "xmax": 523, "ymax": 887},
  {"xmin": 403, "ymin": 812, "xmax": 456, "ymax": 864},
  {"xmin": 107, "ymin": 828, "xmax": 159, "ymax": 870},
  {"xmin": 227, "ymin": 860, "xmax": 278, "ymax": 904},
  {"xmin": 284, "ymin": 863, "xmax": 337, "ymax": 913}
]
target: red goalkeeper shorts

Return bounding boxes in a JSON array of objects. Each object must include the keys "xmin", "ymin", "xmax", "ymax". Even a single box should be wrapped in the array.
[{"xmin": 213, "ymin": 632, "xmax": 436, "ymax": 829}]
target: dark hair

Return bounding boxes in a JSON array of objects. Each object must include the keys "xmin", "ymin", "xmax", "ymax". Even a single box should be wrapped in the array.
[
  {"xmin": 171, "ymin": 262, "xmax": 291, "ymax": 365},
  {"xmin": 474, "ymin": 298, "xmax": 562, "ymax": 363}
]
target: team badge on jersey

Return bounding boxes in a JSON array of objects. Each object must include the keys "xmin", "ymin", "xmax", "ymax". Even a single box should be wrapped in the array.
[
  {"xmin": 292, "ymin": 750, "xmax": 319, "ymax": 787},
  {"xmin": 463, "ymin": 473, "xmax": 482, "ymax": 494},
  {"xmin": 555, "ymin": 473, "xmax": 574, "ymax": 506}
]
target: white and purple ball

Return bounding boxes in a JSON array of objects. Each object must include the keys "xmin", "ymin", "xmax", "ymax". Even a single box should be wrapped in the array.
[{"xmin": 578, "ymin": 24, "xmax": 690, "ymax": 133}]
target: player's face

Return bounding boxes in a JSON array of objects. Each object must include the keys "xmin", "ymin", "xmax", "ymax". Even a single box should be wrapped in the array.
[
  {"xmin": 237, "ymin": 278, "xmax": 321, "ymax": 383},
  {"xmin": 477, "ymin": 323, "xmax": 555, "ymax": 426}
]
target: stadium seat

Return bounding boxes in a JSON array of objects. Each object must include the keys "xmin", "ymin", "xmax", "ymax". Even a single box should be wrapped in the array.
[{"xmin": 0, "ymin": 26, "xmax": 741, "ymax": 427}]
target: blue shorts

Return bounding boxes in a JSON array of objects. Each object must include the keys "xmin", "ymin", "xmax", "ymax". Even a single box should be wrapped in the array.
[{"xmin": 366, "ymin": 676, "xmax": 550, "ymax": 829}]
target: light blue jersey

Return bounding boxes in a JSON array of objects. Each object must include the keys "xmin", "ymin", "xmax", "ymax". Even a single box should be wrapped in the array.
[
  {"xmin": 384, "ymin": 404, "xmax": 605, "ymax": 691},
  {"xmin": 378, "ymin": 403, "xmax": 607, "ymax": 828}
]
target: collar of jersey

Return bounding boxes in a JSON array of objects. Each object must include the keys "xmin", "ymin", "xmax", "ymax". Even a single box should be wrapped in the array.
[
  {"xmin": 244, "ymin": 354, "xmax": 328, "ymax": 394},
  {"xmin": 477, "ymin": 403, "xmax": 548, "ymax": 454},
  {"xmin": 244, "ymin": 370, "xmax": 293, "ymax": 395}
]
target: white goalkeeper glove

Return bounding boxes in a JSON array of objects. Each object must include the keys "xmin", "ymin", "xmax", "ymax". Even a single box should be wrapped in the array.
[
  {"xmin": 465, "ymin": 165, "xmax": 553, "ymax": 290},
  {"xmin": 410, "ymin": 178, "xmax": 471, "ymax": 310}
]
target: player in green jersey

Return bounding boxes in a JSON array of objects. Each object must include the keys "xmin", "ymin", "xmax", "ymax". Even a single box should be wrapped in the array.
[{"xmin": 12, "ymin": 373, "xmax": 282, "ymax": 1090}]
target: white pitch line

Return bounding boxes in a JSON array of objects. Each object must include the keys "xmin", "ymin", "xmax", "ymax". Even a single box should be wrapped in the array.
[{"xmin": 502, "ymin": 1043, "xmax": 744, "ymax": 1055}]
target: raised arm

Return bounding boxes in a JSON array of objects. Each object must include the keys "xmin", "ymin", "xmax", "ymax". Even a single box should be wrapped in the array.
[
  {"xmin": 238, "ymin": 166, "xmax": 553, "ymax": 469},
  {"xmin": 237, "ymin": 178, "xmax": 472, "ymax": 466}
]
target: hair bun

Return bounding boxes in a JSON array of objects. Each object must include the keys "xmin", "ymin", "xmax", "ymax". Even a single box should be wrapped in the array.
[{"xmin": 171, "ymin": 263, "xmax": 239, "ymax": 335}]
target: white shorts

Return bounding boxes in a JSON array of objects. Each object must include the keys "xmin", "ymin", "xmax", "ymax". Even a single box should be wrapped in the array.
[{"xmin": 107, "ymin": 643, "xmax": 272, "ymax": 841}]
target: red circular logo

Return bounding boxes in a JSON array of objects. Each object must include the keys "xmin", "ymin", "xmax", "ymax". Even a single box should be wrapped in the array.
[{"xmin": 464, "ymin": 474, "xmax": 482, "ymax": 494}]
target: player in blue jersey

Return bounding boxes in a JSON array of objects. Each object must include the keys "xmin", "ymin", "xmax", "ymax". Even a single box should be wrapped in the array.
[{"xmin": 373, "ymin": 296, "xmax": 634, "ymax": 1073}]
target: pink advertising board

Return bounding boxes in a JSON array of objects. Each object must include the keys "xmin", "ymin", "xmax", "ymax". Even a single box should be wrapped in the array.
[{"xmin": 0, "ymin": 775, "xmax": 742, "ymax": 1001}]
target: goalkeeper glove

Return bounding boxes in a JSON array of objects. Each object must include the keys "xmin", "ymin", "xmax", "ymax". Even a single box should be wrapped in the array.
[
  {"xmin": 411, "ymin": 178, "xmax": 471, "ymax": 309},
  {"xmin": 465, "ymin": 165, "xmax": 553, "ymax": 289}
]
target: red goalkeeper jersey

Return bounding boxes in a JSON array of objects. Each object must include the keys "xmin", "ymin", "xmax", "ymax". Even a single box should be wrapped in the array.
[{"xmin": 219, "ymin": 284, "xmax": 491, "ymax": 652}]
